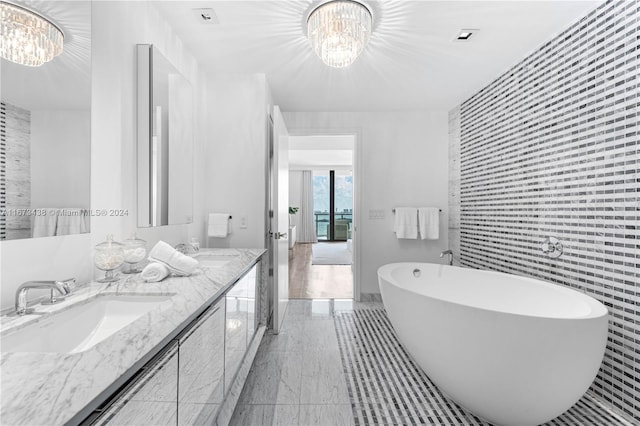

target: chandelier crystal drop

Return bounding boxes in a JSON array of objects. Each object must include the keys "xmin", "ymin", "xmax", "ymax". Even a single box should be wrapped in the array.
[
  {"xmin": 0, "ymin": 1, "xmax": 64, "ymax": 67},
  {"xmin": 307, "ymin": 0, "xmax": 372, "ymax": 68}
]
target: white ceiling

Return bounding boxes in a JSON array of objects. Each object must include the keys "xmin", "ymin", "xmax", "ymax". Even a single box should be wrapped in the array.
[
  {"xmin": 155, "ymin": 0, "xmax": 602, "ymax": 112},
  {"xmin": 0, "ymin": 1, "xmax": 602, "ymax": 112}
]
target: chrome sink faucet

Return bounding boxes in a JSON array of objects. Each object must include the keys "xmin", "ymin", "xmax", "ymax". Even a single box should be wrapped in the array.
[
  {"xmin": 175, "ymin": 242, "xmax": 199, "ymax": 255},
  {"xmin": 15, "ymin": 278, "xmax": 75, "ymax": 316},
  {"xmin": 440, "ymin": 250, "xmax": 454, "ymax": 266}
]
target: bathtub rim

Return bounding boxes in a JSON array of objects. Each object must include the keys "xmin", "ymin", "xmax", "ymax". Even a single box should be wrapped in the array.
[{"xmin": 377, "ymin": 262, "xmax": 608, "ymax": 320}]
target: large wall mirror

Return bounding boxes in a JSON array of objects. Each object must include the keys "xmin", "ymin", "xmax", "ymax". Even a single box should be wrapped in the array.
[
  {"xmin": 137, "ymin": 44, "xmax": 193, "ymax": 227},
  {"xmin": 0, "ymin": 1, "xmax": 91, "ymax": 240}
]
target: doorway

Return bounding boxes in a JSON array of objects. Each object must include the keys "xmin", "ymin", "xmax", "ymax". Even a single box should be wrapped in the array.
[{"xmin": 287, "ymin": 134, "xmax": 357, "ymax": 300}]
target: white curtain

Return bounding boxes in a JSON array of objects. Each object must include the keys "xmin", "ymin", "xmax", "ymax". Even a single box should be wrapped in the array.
[{"xmin": 299, "ymin": 170, "xmax": 317, "ymax": 243}]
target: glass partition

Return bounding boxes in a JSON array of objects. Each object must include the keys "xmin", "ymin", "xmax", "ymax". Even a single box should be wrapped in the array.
[{"xmin": 313, "ymin": 170, "xmax": 352, "ymax": 241}]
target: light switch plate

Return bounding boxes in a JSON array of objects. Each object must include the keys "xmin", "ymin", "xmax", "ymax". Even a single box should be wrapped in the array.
[{"xmin": 368, "ymin": 209, "xmax": 385, "ymax": 219}]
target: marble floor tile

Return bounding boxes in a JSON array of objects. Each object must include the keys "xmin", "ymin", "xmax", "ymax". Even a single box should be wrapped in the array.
[
  {"xmin": 229, "ymin": 404, "xmax": 300, "ymax": 426},
  {"xmin": 283, "ymin": 299, "xmax": 355, "ymax": 321},
  {"xmin": 261, "ymin": 326, "xmax": 306, "ymax": 353},
  {"xmin": 231, "ymin": 295, "xmax": 355, "ymax": 426},
  {"xmin": 298, "ymin": 404, "xmax": 354, "ymax": 426},
  {"xmin": 301, "ymin": 320, "xmax": 340, "ymax": 353},
  {"xmin": 238, "ymin": 350, "xmax": 303, "ymax": 405},
  {"xmin": 300, "ymin": 350, "xmax": 349, "ymax": 404}
]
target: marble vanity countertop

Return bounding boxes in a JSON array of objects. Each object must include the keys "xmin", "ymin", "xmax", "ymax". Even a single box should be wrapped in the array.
[{"xmin": 0, "ymin": 248, "xmax": 265, "ymax": 426}]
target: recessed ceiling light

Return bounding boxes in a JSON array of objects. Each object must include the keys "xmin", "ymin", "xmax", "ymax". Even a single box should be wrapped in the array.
[
  {"xmin": 192, "ymin": 8, "xmax": 219, "ymax": 24},
  {"xmin": 455, "ymin": 29, "xmax": 477, "ymax": 41}
]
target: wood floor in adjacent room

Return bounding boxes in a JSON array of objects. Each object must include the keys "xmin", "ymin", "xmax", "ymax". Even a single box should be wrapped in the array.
[{"xmin": 288, "ymin": 243, "xmax": 353, "ymax": 299}]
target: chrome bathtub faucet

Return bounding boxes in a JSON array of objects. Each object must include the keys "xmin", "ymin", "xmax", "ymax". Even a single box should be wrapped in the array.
[
  {"xmin": 15, "ymin": 278, "xmax": 75, "ymax": 316},
  {"xmin": 440, "ymin": 250, "xmax": 453, "ymax": 266}
]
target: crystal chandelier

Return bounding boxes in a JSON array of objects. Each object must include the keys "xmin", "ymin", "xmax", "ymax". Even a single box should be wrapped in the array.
[
  {"xmin": 307, "ymin": 0, "xmax": 372, "ymax": 68},
  {"xmin": 0, "ymin": 1, "xmax": 64, "ymax": 67}
]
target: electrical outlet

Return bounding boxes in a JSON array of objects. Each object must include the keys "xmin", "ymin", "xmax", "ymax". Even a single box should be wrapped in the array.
[{"xmin": 240, "ymin": 215, "xmax": 247, "ymax": 229}]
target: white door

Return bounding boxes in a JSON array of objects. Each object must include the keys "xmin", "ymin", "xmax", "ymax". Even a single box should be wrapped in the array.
[{"xmin": 270, "ymin": 106, "xmax": 289, "ymax": 334}]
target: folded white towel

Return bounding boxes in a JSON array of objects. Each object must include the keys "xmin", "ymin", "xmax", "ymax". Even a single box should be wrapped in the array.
[
  {"xmin": 394, "ymin": 207, "xmax": 418, "ymax": 239},
  {"xmin": 148, "ymin": 241, "xmax": 198, "ymax": 276},
  {"xmin": 141, "ymin": 262, "xmax": 170, "ymax": 282},
  {"xmin": 208, "ymin": 213, "xmax": 230, "ymax": 238},
  {"xmin": 418, "ymin": 207, "xmax": 440, "ymax": 240}
]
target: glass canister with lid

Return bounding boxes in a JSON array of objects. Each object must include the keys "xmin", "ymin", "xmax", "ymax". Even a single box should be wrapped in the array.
[
  {"xmin": 122, "ymin": 234, "xmax": 147, "ymax": 274},
  {"xmin": 94, "ymin": 234, "xmax": 125, "ymax": 282}
]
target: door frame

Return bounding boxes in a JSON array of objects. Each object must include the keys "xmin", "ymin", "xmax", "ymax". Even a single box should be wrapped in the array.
[
  {"xmin": 266, "ymin": 106, "xmax": 289, "ymax": 333},
  {"xmin": 264, "ymin": 114, "xmax": 274, "ymax": 327},
  {"xmin": 286, "ymin": 127, "xmax": 362, "ymax": 302}
]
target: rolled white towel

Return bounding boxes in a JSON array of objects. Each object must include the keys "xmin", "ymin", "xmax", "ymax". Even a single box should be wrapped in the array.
[
  {"xmin": 148, "ymin": 241, "xmax": 198, "ymax": 276},
  {"xmin": 141, "ymin": 262, "xmax": 170, "ymax": 282}
]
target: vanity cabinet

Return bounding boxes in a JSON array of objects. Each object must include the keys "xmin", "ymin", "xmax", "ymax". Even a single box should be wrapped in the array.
[
  {"xmin": 224, "ymin": 263, "xmax": 259, "ymax": 390},
  {"xmin": 92, "ymin": 262, "xmax": 261, "ymax": 426},
  {"xmin": 95, "ymin": 341, "xmax": 179, "ymax": 425},
  {"xmin": 97, "ymin": 300, "xmax": 226, "ymax": 426},
  {"xmin": 177, "ymin": 299, "xmax": 225, "ymax": 425}
]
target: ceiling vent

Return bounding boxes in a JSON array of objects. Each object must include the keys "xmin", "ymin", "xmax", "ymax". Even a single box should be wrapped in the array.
[
  {"xmin": 192, "ymin": 8, "xmax": 219, "ymax": 24},
  {"xmin": 455, "ymin": 29, "xmax": 477, "ymax": 41}
]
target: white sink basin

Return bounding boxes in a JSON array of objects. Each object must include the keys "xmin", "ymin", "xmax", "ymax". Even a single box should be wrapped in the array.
[
  {"xmin": 193, "ymin": 253, "xmax": 238, "ymax": 268},
  {"xmin": 1, "ymin": 294, "xmax": 173, "ymax": 354}
]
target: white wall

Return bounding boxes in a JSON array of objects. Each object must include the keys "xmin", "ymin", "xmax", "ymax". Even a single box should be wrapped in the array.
[
  {"xmin": 289, "ymin": 170, "xmax": 303, "ymax": 228},
  {"xmin": 30, "ymin": 110, "xmax": 91, "ymax": 209},
  {"xmin": 0, "ymin": 2, "xmax": 207, "ymax": 310},
  {"xmin": 91, "ymin": 1, "xmax": 206, "ymax": 253},
  {"xmin": 202, "ymin": 74, "xmax": 268, "ymax": 249},
  {"xmin": 283, "ymin": 111, "xmax": 449, "ymax": 296}
]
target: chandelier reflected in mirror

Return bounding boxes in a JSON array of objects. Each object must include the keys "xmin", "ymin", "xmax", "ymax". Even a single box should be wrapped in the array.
[
  {"xmin": 307, "ymin": 0, "xmax": 372, "ymax": 68},
  {"xmin": 0, "ymin": 1, "xmax": 64, "ymax": 67}
]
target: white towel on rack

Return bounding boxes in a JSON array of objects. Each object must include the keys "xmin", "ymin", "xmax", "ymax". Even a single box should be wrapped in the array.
[
  {"xmin": 394, "ymin": 207, "xmax": 418, "ymax": 239},
  {"xmin": 208, "ymin": 213, "xmax": 230, "ymax": 238},
  {"xmin": 418, "ymin": 207, "xmax": 439, "ymax": 240},
  {"xmin": 32, "ymin": 209, "xmax": 58, "ymax": 238},
  {"xmin": 56, "ymin": 209, "xmax": 89, "ymax": 235}
]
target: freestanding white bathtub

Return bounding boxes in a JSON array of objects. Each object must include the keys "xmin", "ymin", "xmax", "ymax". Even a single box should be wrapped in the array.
[{"xmin": 378, "ymin": 262, "xmax": 608, "ymax": 426}]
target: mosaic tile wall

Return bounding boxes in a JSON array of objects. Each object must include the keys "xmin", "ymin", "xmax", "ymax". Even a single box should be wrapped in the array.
[
  {"xmin": 0, "ymin": 103, "xmax": 6, "ymax": 239},
  {"xmin": 0, "ymin": 102, "xmax": 31, "ymax": 240},
  {"xmin": 449, "ymin": 0, "xmax": 639, "ymax": 422}
]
